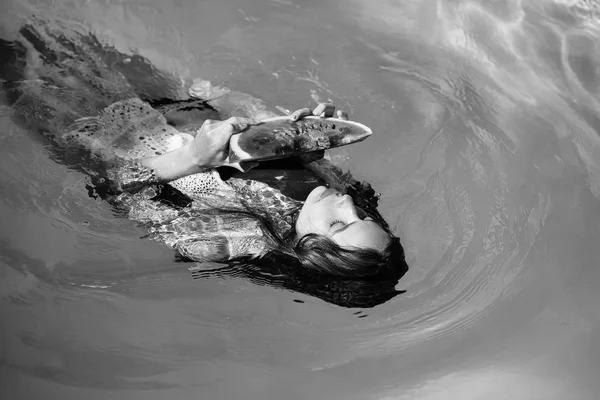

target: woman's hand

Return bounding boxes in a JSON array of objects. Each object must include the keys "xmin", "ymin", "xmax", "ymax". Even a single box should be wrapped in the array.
[
  {"xmin": 141, "ymin": 116, "xmax": 255, "ymax": 182},
  {"xmin": 188, "ymin": 117, "xmax": 256, "ymax": 168},
  {"xmin": 289, "ymin": 103, "xmax": 349, "ymax": 121},
  {"xmin": 190, "ymin": 103, "xmax": 348, "ymax": 168}
]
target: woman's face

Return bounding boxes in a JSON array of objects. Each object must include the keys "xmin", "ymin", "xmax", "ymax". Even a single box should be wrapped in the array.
[{"xmin": 296, "ymin": 186, "xmax": 390, "ymax": 251}]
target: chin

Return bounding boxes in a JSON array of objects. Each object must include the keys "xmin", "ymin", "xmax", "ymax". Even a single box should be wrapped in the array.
[{"xmin": 305, "ymin": 185, "xmax": 328, "ymax": 204}]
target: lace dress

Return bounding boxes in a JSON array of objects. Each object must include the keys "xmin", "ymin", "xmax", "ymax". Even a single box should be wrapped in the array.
[{"xmin": 63, "ymin": 98, "xmax": 302, "ymax": 262}]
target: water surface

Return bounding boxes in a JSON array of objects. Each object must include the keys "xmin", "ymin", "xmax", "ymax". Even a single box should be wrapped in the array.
[{"xmin": 1, "ymin": 0, "xmax": 600, "ymax": 399}]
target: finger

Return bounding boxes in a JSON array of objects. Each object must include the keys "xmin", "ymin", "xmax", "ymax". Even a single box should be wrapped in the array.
[
  {"xmin": 225, "ymin": 116, "xmax": 257, "ymax": 133},
  {"xmin": 312, "ymin": 103, "xmax": 335, "ymax": 118},
  {"xmin": 197, "ymin": 119, "xmax": 225, "ymax": 138},
  {"xmin": 221, "ymin": 160, "xmax": 259, "ymax": 172},
  {"xmin": 205, "ymin": 117, "xmax": 258, "ymax": 148},
  {"xmin": 225, "ymin": 116, "xmax": 257, "ymax": 126},
  {"xmin": 204, "ymin": 120, "xmax": 240, "ymax": 145},
  {"xmin": 290, "ymin": 108, "xmax": 312, "ymax": 121},
  {"xmin": 239, "ymin": 160, "xmax": 259, "ymax": 172},
  {"xmin": 336, "ymin": 110, "xmax": 349, "ymax": 120},
  {"xmin": 201, "ymin": 119, "xmax": 221, "ymax": 131}
]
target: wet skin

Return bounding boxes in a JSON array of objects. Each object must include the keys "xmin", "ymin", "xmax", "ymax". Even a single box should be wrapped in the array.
[{"xmin": 296, "ymin": 185, "xmax": 390, "ymax": 252}]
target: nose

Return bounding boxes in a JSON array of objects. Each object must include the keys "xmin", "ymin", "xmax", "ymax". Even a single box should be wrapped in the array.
[{"xmin": 336, "ymin": 194, "xmax": 354, "ymax": 208}]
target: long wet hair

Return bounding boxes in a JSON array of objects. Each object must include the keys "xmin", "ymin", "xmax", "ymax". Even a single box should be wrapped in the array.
[
  {"xmin": 294, "ymin": 233, "xmax": 405, "ymax": 279},
  {"xmin": 177, "ymin": 181, "xmax": 408, "ymax": 308}
]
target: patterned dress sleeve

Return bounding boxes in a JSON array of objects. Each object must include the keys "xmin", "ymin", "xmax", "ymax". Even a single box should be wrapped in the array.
[
  {"xmin": 226, "ymin": 178, "xmax": 302, "ymax": 239},
  {"xmin": 106, "ymin": 159, "xmax": 161, "ymax": 194}
]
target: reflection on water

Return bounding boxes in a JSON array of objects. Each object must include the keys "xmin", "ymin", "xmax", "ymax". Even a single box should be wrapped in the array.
[{"xmin": 1, "ymin": 0, "xmax": 600, "ymax": 399}]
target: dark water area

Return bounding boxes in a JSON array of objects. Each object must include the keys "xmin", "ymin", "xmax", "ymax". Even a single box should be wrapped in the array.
[{"xmin": 1, "ymin": 0, "xmax": 600, "ymax": 399}]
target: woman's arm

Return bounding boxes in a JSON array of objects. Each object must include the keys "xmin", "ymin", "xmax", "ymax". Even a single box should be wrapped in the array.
[
  {"xmin": 137, "ymin": 101, "xmax": 346, "ymax": 183},
  {"xmin": 140, "ymin": 142, "xmax": 203, "ymax": 182},
  {"xmin": 110, "ymin": 116, "xmax": 255, "ymax": 194},
  {"xmin": 140, "ymin": 117, "xmax": 255, "ymax": 182}
]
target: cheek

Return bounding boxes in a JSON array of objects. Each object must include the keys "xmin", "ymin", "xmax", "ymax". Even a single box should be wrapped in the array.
[
  {"xmin": 296, "ymin": 203, "xmax": 327, "ymax": 236},
  {"xmin": 295, "ymin": 206, "xmax": 316, "ymax": 236}
]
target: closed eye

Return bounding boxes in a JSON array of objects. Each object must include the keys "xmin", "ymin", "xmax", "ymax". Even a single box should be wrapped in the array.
[
  {"xmin": 329, "ymin": 219, "xmax": 344, "ymax": 228},
  {"xmin": 330, "ymin": 220, "xmax": 359, "ymax": 236}
]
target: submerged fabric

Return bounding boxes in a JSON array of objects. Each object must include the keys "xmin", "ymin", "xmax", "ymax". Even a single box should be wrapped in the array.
[
  {"xmin": 62, "ymin": 97, "xmax": 302, "ymax": 261},
  {"xmin": 0, "ymin": 21, "xmax": 344, "ymax": 264}
]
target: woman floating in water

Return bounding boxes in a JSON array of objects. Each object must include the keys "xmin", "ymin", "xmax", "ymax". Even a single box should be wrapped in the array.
[{"xmin": 0, "ymin": 19, "xmax": 408, "ymax": 307}]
